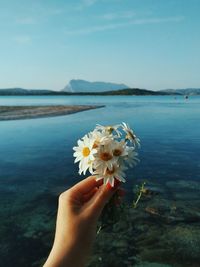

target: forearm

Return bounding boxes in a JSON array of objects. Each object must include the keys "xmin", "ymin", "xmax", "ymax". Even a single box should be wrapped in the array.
[
  {"xmin": 44, "ymin": 225, "xmax": 94, "ymax": 267},
  {"xmin": 43, "ymin": 242, "xmax": 88, "ymax": 267}
]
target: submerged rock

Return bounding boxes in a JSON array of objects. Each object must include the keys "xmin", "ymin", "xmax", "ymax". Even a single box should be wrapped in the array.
[
  {"xmin": 166, "ymin": 180, "xmax": 200, "ymax": 191},
  {"xmin": 167, "ymin": 226, "xmax": 200, "ymax": 263},
  {"xmin": 135, "ymin": 263, "xmax": 173, "ymax": 267}
]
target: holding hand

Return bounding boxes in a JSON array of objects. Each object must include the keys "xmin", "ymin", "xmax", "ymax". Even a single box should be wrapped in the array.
[{"xmin": 44, "ymin": 176, "xmax": 120, "ymax": 267}]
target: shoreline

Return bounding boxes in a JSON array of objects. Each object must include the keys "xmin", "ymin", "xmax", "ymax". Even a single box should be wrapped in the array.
[{"xmin": 0, "ymin": 105, "xmax": 104, "ymax": 121}]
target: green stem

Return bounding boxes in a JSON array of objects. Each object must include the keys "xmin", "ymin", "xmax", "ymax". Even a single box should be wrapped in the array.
[
  {"xmin": 96, "ymin": 225, "xmax": 102, "ymax": 235},
  {"xmin": 133, "ymin": 182, "xmax": 146, "ymax": 208}
]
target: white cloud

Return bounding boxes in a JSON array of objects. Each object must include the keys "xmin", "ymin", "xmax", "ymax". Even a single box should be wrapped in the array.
[
  {"xmin": 65, "ymin": 16, "xmax": 184, "ymax": 35},
  {"xmin": 13, "ymin": 35, "xmax": 32, "ymax": 44},
  {"xmin": 75, "ymin": 0, "xmax": 98, "ymax": 10},
  {"xmin": 132, "ymin": 16, "xmax": 184, "ymax": 25},
  {"xmin": 65, "ymin": 23, "xmax": 121, "ymax": 35},
  {"xmin": 100, "ymin": 11, "xmax": 136, "ymax": 20},
  {"xmin": 83, "ymin": 0, "xmax": 97, "ymax": 6},
  {"xmin": 46, "ymin": 8, "xmax": 64, "ymax": 15},
  {"xmin": 16, "ymin": 17, "xmax": 36, "ymax": 25}
]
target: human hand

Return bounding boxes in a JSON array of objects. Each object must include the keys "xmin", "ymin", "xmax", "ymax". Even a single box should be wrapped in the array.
[{"xmin": 43, "ymin": 176, "xmax": 121, "ymax": 267}]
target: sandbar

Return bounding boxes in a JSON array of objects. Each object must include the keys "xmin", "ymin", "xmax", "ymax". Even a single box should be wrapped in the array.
[{"xmin": 0, "ymin": 105, "xmax": 104, "ymax": 121}]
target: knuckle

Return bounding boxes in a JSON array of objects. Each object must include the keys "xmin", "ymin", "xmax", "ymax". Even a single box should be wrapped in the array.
[{"xmin": 59, "ymin": 191, "xmax": 69, "ymax": 202}]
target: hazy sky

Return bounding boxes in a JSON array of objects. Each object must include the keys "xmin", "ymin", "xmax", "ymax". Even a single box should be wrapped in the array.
[{"xmin": 0, "ymin": 0, "xmax": 200, "ymax": 91}]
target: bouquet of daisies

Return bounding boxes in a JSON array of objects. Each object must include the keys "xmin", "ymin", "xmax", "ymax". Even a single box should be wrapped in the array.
[{"xmin": 73, "ymin": 123, "xmax": 140, "ymax": 187}]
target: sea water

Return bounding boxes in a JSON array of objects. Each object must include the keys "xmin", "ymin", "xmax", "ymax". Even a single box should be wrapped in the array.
[{"xmin": 0, "ymin": 95, "xmax": 200, "ymax": 267}]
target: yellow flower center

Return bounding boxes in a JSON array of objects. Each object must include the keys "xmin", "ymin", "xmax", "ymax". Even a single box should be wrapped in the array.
[
  {"xmin": 113, "ymin": 149, "xmax": 122, "ymax": 157},
  {"xmin": 100, "ymin": 152, "xmax": 112, "ymax": 161},
  {"xmin": 82, "ymin": 147, "xmax": 90, "ymax": 157},
  {"xmin": 106, "ymin": 126, "xmax": 114, "ymax": 134}
]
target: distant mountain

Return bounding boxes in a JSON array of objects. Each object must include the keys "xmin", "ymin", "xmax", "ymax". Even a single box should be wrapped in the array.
[
  {"xmin": 63, "ymin": 79, "xmax": 129, "ymax": 92},
  {"xmin": 74, "ymin": 88, "xmax": 168, "ymax": 96},
  {"xmin": 159, "ymin": 88, "xmax": 200, "ymax": 95},
  {"xmin": 0, "ymin": 87, "xmax": 167, "ymax": 96},
  {"xmin": 1, "ymin": 86, "xmax": 199, "ymax": 96},
  {"xmin": 0, "ymin": 88, "xmax": 55, "ymax": 95},
  {"xmin": 0, "ymin": 88, "xmax": 28, "ymax": 94}
]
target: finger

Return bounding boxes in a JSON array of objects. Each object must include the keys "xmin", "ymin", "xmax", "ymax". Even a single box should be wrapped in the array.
[
  {"xmin": 82, "ymin": 187, "xmax": 98, "ymax": 203},
  {"xmin": 70, "ymin": 176, "xmax": 103, "ymax": 196},
  {"xmin": 89, "ymin": 180, "xmax": 120, "ymax": 217}
]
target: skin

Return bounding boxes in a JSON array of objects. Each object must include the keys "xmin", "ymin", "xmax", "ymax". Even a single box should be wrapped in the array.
[{"xmin": 43, "ymin": 176, "xmax": 121, "ymax": 267}]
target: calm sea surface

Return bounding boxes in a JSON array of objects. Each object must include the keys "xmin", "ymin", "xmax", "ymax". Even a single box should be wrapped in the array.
[{"xmin": 0, "ymin": 95, "xmax": 200, "ymax": 267}]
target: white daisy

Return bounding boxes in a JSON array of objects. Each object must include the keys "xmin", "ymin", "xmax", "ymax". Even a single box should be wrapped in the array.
[
  {"xmin": 93, "ymin": 142, "xmax": 116, "ymax": 174},
  {"xmin": 124, "ymin": 146, "xmax": 139, "ymax": 167},
  {"xmin": 73, "ymin": 122, "xmax": 141, "ymax": 187},
  {"xmin": 121, "ymin": 122, "xmax": 140, "ymax": 148},
  {"xmin": 94, "ymin": 163, "xmax": 127, "ymax": 187},
  {"xmin": 73, "ymin": 134, "xmax": 97, "ymax": 175},
  {"xmin": 110, "ymin": 140, "xmax": 128, "ymax": 158},
  {"xmin": 96, "ymin": 124, "xmax": 121, "ymax": 137},
  {"xmin": 89, "ymin": 129, "xmax": 111, "ymax": 148}
]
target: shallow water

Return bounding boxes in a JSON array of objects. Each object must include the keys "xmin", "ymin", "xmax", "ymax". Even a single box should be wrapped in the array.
[{"xmin": 0, "ymin": 95, "xmax": 200, "ymax": 267}]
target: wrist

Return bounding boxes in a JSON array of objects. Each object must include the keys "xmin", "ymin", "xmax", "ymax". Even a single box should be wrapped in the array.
[{"xmin": 44, "ymin": 238, "xmax": 89, "ymax": 267}]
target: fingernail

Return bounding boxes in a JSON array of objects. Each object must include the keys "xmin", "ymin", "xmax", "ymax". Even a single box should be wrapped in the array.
[
  {"xmin": 106, "ymin": 183, "xmax": 113, "ymax": 190},
  {"xmin": 106, "ymin": 179, "xmax": 121, "ymax": 190}
]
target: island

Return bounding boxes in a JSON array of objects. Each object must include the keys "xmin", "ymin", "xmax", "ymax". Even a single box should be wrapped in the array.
[
  {"xmin": 0, "ymin": 87, "xmax": 170, "ymax": 95},
  {"xmin": 0, "ymin": 105, "xmax": 104, "ymax": 121},
  {"xmin": 0, "ymin": 80, "xmax": 200, "ymax": 95}
]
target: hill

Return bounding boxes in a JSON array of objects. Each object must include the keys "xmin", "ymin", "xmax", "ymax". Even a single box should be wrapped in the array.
[
  {"xmin": 70, "ymin": 88, "xmax": 168, "ymax": 95},
  {"xmin": 159, "ymin": 88, "xmax": 200, "ymax": 95},
  {"xmin": 0, "ymin": 88, "xmax": 56, "ymax": 95},
  {"xmin": 0, "ymin": 88, "xmax": 169, "ymax": 96}
]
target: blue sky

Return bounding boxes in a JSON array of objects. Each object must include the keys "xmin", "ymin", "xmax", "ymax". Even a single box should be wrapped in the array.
[{"xmin": 0, "ymin": 0, "xmax": 200, "ymax": 91}]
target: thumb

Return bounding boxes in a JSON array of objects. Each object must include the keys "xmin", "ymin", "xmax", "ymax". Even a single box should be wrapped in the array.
[{"xmin": 89, "ymin": 180, "xmax": 120, "ymax": 218}]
